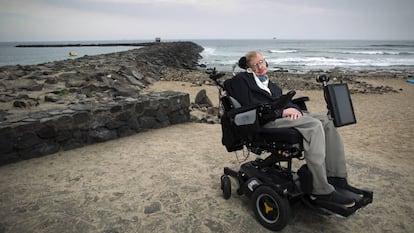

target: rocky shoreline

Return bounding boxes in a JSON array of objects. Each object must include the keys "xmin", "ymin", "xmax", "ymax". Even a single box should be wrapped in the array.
[{"xmin": 160, "ymin": 68, "xmax": 408, "ymax": 94}]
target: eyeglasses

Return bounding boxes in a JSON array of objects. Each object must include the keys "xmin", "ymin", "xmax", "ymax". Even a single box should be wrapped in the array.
[{"xmin": 250, "ymin": 59, "xmax": 266, "ymax": 70}]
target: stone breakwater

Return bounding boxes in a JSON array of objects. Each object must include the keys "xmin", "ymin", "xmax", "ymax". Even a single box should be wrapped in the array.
[
  {"xmin": 0, "ymin": 42, "xmax": 203, "ymax": 166},
  {"xmin": 0, "ymin": 91, "xmax": 190, "ymax": 166}
]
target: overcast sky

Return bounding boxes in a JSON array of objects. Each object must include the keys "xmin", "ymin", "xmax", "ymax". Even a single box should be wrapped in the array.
[{"xmin": 0, "ymin": 0, "xmax": 413, "ymax": 42}]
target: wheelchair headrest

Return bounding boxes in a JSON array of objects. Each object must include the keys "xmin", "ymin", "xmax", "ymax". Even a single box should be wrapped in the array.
[{"xmin": 238, "ymin": 57, "xmax": 248, "ymax": 70}]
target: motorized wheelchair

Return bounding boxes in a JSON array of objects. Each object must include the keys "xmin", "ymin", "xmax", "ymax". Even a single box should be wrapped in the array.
[{"xmin": 207, "ymin": 58, "xmax": 373, "ymax": 231}]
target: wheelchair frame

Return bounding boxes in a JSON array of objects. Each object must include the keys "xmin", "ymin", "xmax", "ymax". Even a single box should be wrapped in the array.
[{"xmin": 207, "ymin": 68, "xmax": 373, "ymax": 231}]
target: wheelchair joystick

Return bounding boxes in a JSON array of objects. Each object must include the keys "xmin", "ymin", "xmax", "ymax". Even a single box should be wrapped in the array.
[
  {"xmin": 206, "ymin": 67, "xmax": 225, "ymax": 80},
  {"xmin": 206, "ymin": 67, "xmax": 226, "ymax": 89}
]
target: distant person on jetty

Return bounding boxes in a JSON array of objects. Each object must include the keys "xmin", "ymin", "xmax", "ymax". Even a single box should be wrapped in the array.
[{"xmin": 228, "ymin": 51, "xmax": 356, "ymax": 208}]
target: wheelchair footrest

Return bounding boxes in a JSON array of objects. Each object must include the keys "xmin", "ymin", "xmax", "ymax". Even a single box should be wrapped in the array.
[{"xmin": 311, "ymin": 186, "xmax": 373, "ymax": 217}]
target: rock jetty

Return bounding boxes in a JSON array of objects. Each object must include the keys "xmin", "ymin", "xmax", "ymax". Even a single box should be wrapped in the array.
[
  {"xmin": 0, "ymin": 42, "xmax": 204, "ymax": 166},
  {"xmin": 0, "ymin": 41, "xmax": 203, "ymax": 114}
]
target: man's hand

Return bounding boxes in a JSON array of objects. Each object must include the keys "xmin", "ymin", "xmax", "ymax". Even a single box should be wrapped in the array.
[{"xmin": 282, "ymin": 108, "xmax": 302, "ymax": 120}]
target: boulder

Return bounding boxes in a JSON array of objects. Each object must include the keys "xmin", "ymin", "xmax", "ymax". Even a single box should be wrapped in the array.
[{"xmin": 194, "ymin": 89, "xmax": 213, "ymax": 107}]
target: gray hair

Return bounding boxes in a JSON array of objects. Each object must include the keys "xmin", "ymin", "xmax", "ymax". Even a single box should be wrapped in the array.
[{"xmin": 245, "ymin": 51, "xmax": 263, "ymax": 68}]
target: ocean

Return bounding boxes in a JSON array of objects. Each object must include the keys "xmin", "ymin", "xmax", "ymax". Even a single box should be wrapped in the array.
[
  {"xmin": 0, "ymin": 41, "xmax": 141, "ymax": 68},
  {"xmin": 1, "ymin": 39, "xmax": 414, "ymax": 73},
  {"xmin": 196, "ymin": 39, "xmax": 414, "ymax": 73}
]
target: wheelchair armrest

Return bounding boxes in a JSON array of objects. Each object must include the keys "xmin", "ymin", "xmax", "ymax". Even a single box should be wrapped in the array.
[
  {"xmin": 226, "ymin": 103, "xmax": 262, "ymax": 116},
  {"xmin": 226, "ymin": 104, "xmax": 263, "ymax": 125},
  {"xmin": 292, "ymin": 96, "xmax": 310, "ymax": 111},
  {"xmin": 226, "ymin": 103, "xmax": 277, "ymax": 126}
]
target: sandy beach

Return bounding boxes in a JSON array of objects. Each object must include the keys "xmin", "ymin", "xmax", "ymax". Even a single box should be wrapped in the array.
[{"xmin": 0, "ymin": 77, "xmax": 414, "ymax": 233}]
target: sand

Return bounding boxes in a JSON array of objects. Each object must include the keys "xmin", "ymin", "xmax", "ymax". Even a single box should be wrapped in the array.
[{"xmin": 0, "ymin": 78, "xmax": 413, "ymax": 233}]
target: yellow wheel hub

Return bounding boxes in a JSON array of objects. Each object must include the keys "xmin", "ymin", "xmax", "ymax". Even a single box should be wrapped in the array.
[{"xmin": 264, "ymin": 202, "xmax": 273, "ymax": 214}]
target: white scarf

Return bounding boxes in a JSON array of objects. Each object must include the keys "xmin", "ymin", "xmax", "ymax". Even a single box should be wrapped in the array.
[{"xmin": 247, "ymin": 68, "xmax": 271, "ymax": 94}]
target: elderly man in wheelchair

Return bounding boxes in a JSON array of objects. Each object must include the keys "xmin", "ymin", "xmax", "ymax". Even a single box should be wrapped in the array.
[{"xmin": 209, "ymin": 51, "xmax": 373, "ymax": 231}]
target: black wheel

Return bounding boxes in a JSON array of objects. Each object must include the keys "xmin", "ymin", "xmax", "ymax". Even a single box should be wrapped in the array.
[
  {"xmin": 252, "ymin": 186, "xmax": 291, "ymax": 231},
  {"xmin": 220, "ymin": 175, "xmax": 231, "ymax": 199}
]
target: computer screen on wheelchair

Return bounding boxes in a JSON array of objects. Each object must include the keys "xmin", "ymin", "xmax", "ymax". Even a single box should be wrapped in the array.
[{"xmin": 325, "ymin": 84, "xmax": 357, "ymax": 127}]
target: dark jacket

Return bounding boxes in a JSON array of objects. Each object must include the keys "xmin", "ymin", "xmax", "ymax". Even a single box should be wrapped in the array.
[{"xmin": 224, "ymin": 72, "xmax": 300, "ymax": 119}]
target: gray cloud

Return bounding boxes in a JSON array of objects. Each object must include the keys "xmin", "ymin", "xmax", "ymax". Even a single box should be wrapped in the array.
[{"xmin": 0, "ymin": 0, "xmax": 413, "ymax": 41}]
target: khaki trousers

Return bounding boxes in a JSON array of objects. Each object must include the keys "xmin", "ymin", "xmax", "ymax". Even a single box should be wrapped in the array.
[{"xmin": 263, "ymin": 113, "xmax": 347, "ymax": 195}]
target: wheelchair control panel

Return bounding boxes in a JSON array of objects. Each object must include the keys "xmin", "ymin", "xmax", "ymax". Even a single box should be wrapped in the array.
[{"xmin": 317, "ymin": 74, "xmax": 357, "ymax": 127}]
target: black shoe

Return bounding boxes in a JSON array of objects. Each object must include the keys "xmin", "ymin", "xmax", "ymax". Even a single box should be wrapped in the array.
[
  {"xmin": 311, "ymin": 190, "xmax": 356, "ymax": 208},
  {"xmin": 328, "ymin": 177, "xmax": 364, "ymax": 197}
]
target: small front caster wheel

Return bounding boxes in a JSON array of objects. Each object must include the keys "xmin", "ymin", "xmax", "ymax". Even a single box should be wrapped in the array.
[
  {"xmin": 252, "ymin": 186, "xmax": 290, "ymax": 231},
  {"xmin": 220, "ymin": 175, "xmax": 231, "ymax": 199}
]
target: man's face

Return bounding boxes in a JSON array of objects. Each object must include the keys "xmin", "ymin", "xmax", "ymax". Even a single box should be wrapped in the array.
[{"xmin": 249, "ymin": 54, "xmax": 267, "ymax": 76}]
